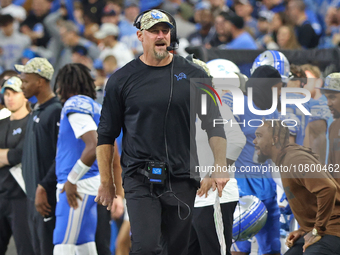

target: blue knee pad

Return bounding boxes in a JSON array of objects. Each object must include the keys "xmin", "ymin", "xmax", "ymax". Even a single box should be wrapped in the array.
[{"xmin": 53, "ymin": 192, "xmax": 97, "ymax": 245}]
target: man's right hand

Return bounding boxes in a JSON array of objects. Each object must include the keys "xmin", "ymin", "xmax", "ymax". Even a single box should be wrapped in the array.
[
  {"xmin": 95, "ymin": 182, "xmax": 117, "ymax": 210},
  {"xmin": 286, "ymin": 229, "xmax": 305, "ymax": 248},
  {"xmin": 35, "ymin": 184, "xmax": 52, "ymax": 217},
  {"xmin": 211, "ymin": 171, "xmax": 229, "ymax": 197}
]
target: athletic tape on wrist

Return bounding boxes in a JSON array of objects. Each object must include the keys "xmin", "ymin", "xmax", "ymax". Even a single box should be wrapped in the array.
[{"xmin": 67, "ymin": 159, "xmax": 91, "ymax": 184}]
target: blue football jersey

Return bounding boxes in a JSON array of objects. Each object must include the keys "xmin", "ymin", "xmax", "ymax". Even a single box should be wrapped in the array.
[
  {"xmin": 283, "ymin": 93, "xmax": 310, "ymax": 145},
  {"xmin": 56, "ymin": 95, "xmax": 102, "ymax": 183}
]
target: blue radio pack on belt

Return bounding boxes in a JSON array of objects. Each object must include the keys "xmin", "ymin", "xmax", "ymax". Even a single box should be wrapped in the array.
[{"xmin": 137, "ymin": 161, "xmax": 167, "ymax": 185}]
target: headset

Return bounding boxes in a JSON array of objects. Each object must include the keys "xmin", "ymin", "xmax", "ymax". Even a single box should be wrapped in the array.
[{"xmin": 133, "ymin": 9, "xmax": 179, "ymax": 50}]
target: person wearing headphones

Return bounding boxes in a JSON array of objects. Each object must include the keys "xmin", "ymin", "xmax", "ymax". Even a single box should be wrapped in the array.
[{"xmin": 95, "ymin": 9, "xmax": 229, "ymax": 255}]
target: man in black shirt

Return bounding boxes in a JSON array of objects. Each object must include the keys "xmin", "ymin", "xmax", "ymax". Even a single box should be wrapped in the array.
[
  {"xmin": 287, "ymin": 0, "xmax": 319, "ymax": 49},
  {"xmin": 0, "ymin": 76, "xmax": 34, "ymax": 255},
  {"xmin": 96, "ymin": 9, "xmax": 229, "ymax": 255},
  {"xmin": 17, "ymin": 57, "xmax": 62, "ymax": 255}
]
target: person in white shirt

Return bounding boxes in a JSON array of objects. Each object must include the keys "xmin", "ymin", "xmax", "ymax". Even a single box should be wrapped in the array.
[
  {"xmin": 190, "ymin": 58, "xmax": 246, "ymax": 255},
  {"xmin": 94, "ymin": 23, "xmax": 134, "ymax": 68},
  {"xmin": 0, "ymin": 14, "xmax": 31, "ymax": 70}
]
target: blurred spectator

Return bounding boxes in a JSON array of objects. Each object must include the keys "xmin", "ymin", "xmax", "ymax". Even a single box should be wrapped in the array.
[
  {"xmin": 161, "ymin": 0, "xmax": 181, "ymax": 16},
  {"xmin": 209, "ymin": 0, "xmax": 233, "ymax": 18},
  {"xmin": 277, "ymin": 25, "xmax": 301, "ymax": 49},
  {"xmin": 42, "ymin": 12, "xmax": 100, "ymax": 82},
  {"xmin": 0, "ymin": 14, "xmax": 31, "ymax": 70},
  {"xmin": 95, "ymin": 23, "xmax": 134, "ymax": 68},
  {"xmin": 269, "ymin": 12, "xmax": 289, "ymax": 44},
  {"xmin": 325, "ymin": 7, "xmax": 339, "ymax": 36},
  {"xmin": 21, "ymin": 48, "xmax": 39, "ymax": 65},
  {"xmin": 0, "ymin": 0, "xmax": 26, "ymax": 22},
  {"xmin": 176, "ymin": 1, "xmax": 194, "ymax": 22},
  {"xmin": 0, "ymin": 76, "xmax": 34, "ymax": 255},
  {"xmin": 82, "ymin": 0, "xmax": 106, "ymax": 25},
  {"xmin": 96, "ymin": 54, "xmax": 117, "ymax": 104},
  {"xmin": 286, "ymin": 0, "xmax": 319, "ymax": 48},
  {"xmin": 234, "ymin": 0, "xmax": 258, "ymax": 37},
  {"xmin": 119, "ymin": 0, "xmax": 143, "ymax": 56},
  {"xmin": 106, "ymin": 0, "xmax": 123, "ymax": 17},
  {"xmin": 101, "ymin": 5, "xmax": 120, "ymax": 25},
  {"xmin": 73, "ymin": 2, "xmax": 85, "ymax": 35},
  {"xmin": 71, "ymin": 44, "xmax": 94, "ymax": 70},
  {"xmin": 103, "ymin": 54, "xmax": 118, "ymax": 78},
  {"xmin": 174, "ymin": 4, "xmax": 196, "ymax": 39},
  {"xmin": 20, "ymin": 0, "xmax": 52, "ymax": 47},
  {"xmin": 255, "ymin": 11, "xmax": 274, "ymax": 48},
  {"xmin": 139, "ymin": 0, "xmax": 163, "ymax": 12},
  {"xmin": 220, "ymin": 14, "xmax": 257, "ymax": 49},
  {"xmin": 0, "ymin": 70, "xmax": 17, "ymax": 119},
  {"xmin": 187, "ymin": 2, "xmax": 215, "ymax": 46},
  {"xmin": 261, "ymin": 0, "xmax": 285, "ymax": 14},
  {"xmin": 208, "ymin": 11, "xmax": 232, "ymax": 48},
  {"xmin": 119, "ymin": 0, "xmax": 139, "ymax": 38},
  {"xmin": 301, "ymin": 64, "xmax": 323, "ymax": 99},
  {"xmin": 83, "ymin": 22, "xmax": 100, "ymax": 43}
]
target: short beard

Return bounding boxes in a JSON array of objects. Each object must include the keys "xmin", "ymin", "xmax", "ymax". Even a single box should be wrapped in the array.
[
  {"xmin": 257, "ymin": 152, "xmax": 270, "ymax": 164},
  {"xmin": 333, "ymin": 110, "xmax": 340, "ymax": 119},
  {"xmin": 153, "ymin": 49, "xmax": 168, "ymax": 60}
]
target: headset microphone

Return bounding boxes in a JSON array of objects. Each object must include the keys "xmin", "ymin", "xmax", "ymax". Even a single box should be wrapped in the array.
[{"xmin": 166, "ymin": 45, "xmax": 176, "ymax": 51}]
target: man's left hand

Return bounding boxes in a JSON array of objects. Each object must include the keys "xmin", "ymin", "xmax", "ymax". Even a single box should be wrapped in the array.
[
  {"xmin": 61, "ymin": 181, "xmax": 82, "ymax": 209},
  {"xmin": 303, "ymin": 231, "xmax": 322, "ymax": 252}
]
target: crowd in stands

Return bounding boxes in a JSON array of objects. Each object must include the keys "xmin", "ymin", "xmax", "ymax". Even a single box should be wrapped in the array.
[{"xmin": 1, "ymin": 0, "xmax": 340, "ymax": 87}]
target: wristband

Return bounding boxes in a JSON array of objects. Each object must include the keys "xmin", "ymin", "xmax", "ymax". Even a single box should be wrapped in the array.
[{"xmin": 67, "ymin": 159, "xmax": 91, "ymax": 184}]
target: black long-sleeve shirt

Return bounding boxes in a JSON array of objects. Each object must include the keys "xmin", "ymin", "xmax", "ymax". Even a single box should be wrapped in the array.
[
  {"xmin": 97, "ymin": 55, "xmax": 225, "ymax": 180},
  {"xmin": 0, "ymin": 115, "xmax": 29, "ymax": 199},
  {"xmin": 22, "ymin": 97, "xmax": 61, "ymax": 215}
]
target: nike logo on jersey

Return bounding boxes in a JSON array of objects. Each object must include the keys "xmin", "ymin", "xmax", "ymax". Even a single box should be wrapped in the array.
[{"xmin": 12, "ymin": 128, "xmax": 22, "ymax": 135}]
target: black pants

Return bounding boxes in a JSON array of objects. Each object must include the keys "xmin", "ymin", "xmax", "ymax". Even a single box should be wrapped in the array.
[
  {"xmin": 95, "ymin": 204, "xmax": 112, "ymax": 255},
  {"xmin": 0, "ymin": 196, "xmax": 34, "ymax": 255},
  {"xmin": 124, "ymin": 175, "xmax": 197, "ymax": 255},
  {"xmin": 27, "ymin": 198, "xmax": 55, "ymax": 255},
  {"xmin": 284, "ymin": 234, "xmax": 340, "ymax": 255},
  {"xmin": 188, "ymin": 201, "xmax": 237, "ymax": 255}
]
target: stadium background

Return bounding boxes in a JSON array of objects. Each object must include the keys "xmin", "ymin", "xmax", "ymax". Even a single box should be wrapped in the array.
[{"xmin": 1, "ymin": 0, "xmax": 339, "ymax": 254}]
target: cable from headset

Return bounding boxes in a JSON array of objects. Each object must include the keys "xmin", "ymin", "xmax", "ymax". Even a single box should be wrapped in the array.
[{"xmin": 160, "ymin": 54, "xmax": 191, "ymax": 221}]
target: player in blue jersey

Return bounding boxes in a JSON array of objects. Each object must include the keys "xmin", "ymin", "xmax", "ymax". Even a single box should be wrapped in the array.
[
  {"xmin": 53, "ymin": 63, "xmax": 101, "ymax": 255},
  {"xmin": 226, "ymin": 65, "xmax": 282, "ymax": 255},
  {"xmin": 251, "ymin": 51, "xmax": 306, "ymax": 145}
]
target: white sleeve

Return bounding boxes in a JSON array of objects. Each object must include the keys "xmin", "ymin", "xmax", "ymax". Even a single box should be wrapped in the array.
[
  {"xmin": 220, "ymin": 105, "xmax": 246, "ymax": 160},
  {"xmin": 68, "ymin": 113, "xmax": 97, "ymax": 139}
]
